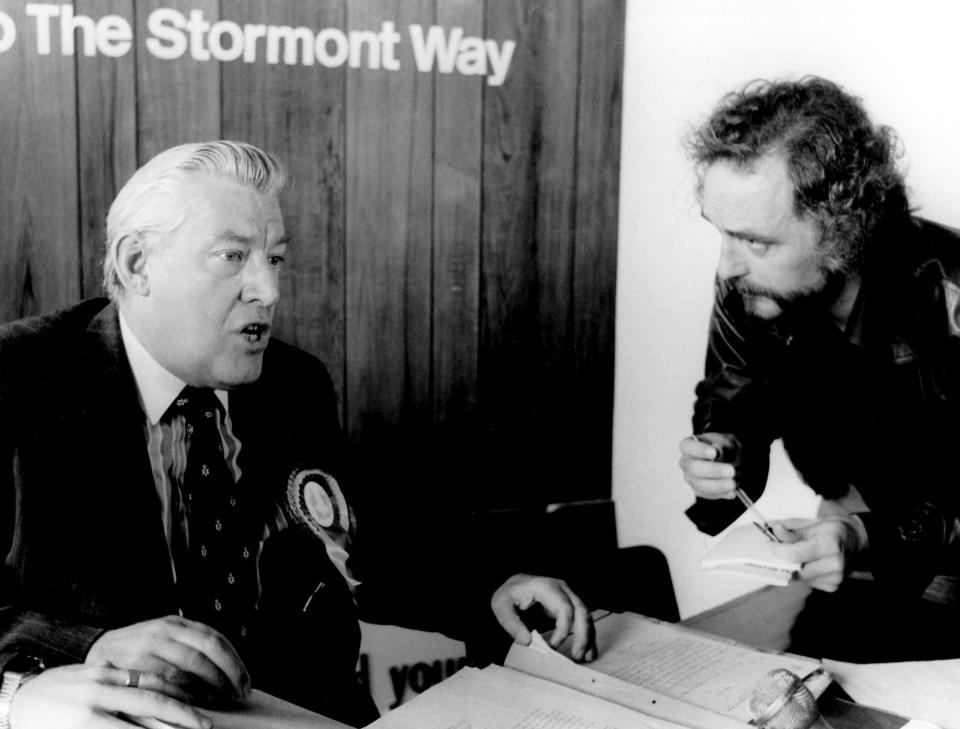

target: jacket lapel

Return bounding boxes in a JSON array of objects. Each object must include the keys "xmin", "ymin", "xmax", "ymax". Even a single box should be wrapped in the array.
[{"xmin": 78, "ymin": 302, "xmax": 178, "ymax": 604}]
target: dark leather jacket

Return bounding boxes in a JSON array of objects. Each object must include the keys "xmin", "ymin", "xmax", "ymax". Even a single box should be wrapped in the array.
[{"xmin": 686, "ymin": 216, "xmax": 960, "ymax": 594}]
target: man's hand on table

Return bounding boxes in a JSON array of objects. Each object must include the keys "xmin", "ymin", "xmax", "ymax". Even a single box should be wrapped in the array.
[
  {"xmin": 9, "ymin": 664, "xmax": 213, "ymax": 729},
  {"xmin": 490, "ymin": 573, "xmax": 597, "ymax": 662},
  {"xmin": 85, "ymin": 615, "xmax": 250, "ymax": 707}
]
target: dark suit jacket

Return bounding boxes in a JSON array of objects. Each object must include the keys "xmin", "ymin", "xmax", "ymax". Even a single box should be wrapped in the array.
[{"xmin": 0, "ymin": 299, "xmax": 378, "ymax": 726}]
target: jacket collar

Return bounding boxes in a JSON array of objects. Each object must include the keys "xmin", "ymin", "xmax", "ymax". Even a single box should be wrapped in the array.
[
  {"xmin": 80, "ymin": 299, "xmax": 145, "ymax": 420},
  {"xmin": 117, "ymin": 310, "xmax": 229, "ymax": 425},
  {"xmin": 852, "ymin": 216, "xmax": 949, "ymax": 365}
]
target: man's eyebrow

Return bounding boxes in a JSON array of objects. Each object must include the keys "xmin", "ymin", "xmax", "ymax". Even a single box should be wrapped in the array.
[
  {"xmin": 212, "ymin": 230, "xmax": 293, "ymax": 246},
  {"xmin": 699, "ymin": 211, "xmax": 777, "ymax": 244},
  {"xmin": 214, "ymin": 230, "xmax": 255, "ymax": 244}
]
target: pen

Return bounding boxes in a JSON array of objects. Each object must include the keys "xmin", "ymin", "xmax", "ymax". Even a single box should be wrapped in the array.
[
  {"xmin": 752, "ymin": 520, "xmax": 776, "ymax": 541},
  {"xmin": 735, "ymin": 486, "xmax": 781, "ymax": 543},
  {"xmin": 694, "ymin": 433, "xmax": 782, "ymax": 543}
]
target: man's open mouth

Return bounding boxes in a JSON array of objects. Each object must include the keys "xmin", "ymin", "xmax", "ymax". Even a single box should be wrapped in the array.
[{"xmin": 240, "ymin": 323, "xmax": 270, "ymax": 342}]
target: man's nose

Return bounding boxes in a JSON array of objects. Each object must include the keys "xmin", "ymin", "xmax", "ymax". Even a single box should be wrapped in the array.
[
  {"xmin": 716, "ymin": 236, "xmax": 748, "ymax": 281},
  {"xmin": 241, "ymin": 255, "xmax": 280, "ymax": 306}
]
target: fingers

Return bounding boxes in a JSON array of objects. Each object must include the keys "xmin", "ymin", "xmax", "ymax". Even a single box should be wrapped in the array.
[
  {"xmin": 490, "ymin": 578, "xmax": 533, "ymax": 646},
  {"xmin": 564, "ymin": 589, "xmax": 597, "ymax": 662},
  {"xmin": 547, "ymin": 594, "xmax": 573, "ymax": 648},
  {"xmin": 678, "ymin": 436, "xmax": 737, "ymax": 499},
  {"xmin": 541, "ymin": 583, "xmax": 596, "ymax": 661},
  {"xmin": 770, "ymin": 537, "xmax": 824, "ymax": 565},
  {"xmin": 86, "ymin": 616, "xmax": 250, "ymax": 705},
  {"xmin": 678, "ymin": 435, "xmax": 719, "ymax": 461},
  {"xmin": 490, "ymin": 575, "xmax": 597, "ymax": 662},
  {"xmin": 771, "ymin": 520, "xmax": 844, "ymax": 563},
  {"xmin": 113, "ymin": 667, "xmax": 192, "ymax": 704},
  {"xmin": 533, "ymin": 581, "xmax": 577, "ymax": 646},
  {"xmin": 91, "ymin": 667, "xmax": 213, "ymax": 729},
  {"xmin": 769, "ymin": 521, "xmax": 847, "ymax": 592},
  {"xmin": 162, "ymin": 617, "xmax": 250, "ymax": 701},
  {"xmin": 8, "ymin": 665, "xmax": 213, "ymax": 729},
  {"xmin": 768, "ymin": 522, "xmax": 799, "ymax": 544},
  {"xmin": 797, "ymin": 555, "xmax": 844, "ymax": 592}
]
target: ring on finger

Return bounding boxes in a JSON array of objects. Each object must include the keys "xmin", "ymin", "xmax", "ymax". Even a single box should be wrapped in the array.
[{"xmin": 125, "ymin": 669, "xmax": 141, "ymax": 689}]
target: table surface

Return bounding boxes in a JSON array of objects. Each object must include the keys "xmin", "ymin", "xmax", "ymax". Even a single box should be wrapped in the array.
[
  {"xmin": 682, "ymin": 581, "xmax": 812, "ymax": 652},
  {"xmin": 682, "ymin": 583, "xmax": 911, "ymax": 729}
]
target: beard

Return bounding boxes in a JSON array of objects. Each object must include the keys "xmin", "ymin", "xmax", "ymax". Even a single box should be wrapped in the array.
[{"xmin": 735, "ymin": 268, "xmax": 846, "ymax": 321}]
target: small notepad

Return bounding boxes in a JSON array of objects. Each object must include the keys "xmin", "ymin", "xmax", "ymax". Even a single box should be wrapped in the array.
[{"xmin": 700, "ymin": 523, "xmax": 800, "ymax": 586}]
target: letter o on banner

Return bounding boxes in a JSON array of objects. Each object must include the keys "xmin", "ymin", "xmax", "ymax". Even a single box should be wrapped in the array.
[
  {"xmin": 315, "ymin": 27, "xmax": 348, "ymax": 67},
  {"xmin": 407, "ymin": 663, "xmax": 431, "ymax": 694},
  {"xmin": 0, "ymin": 12, "xmax": 16, "ymax": 53},
  {"xmin": 209, "ymin": 19, "xmax": 244, "ymax": 61}
]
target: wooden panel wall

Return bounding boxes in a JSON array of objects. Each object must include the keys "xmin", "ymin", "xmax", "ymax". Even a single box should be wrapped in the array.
[
  {"xmin": 0, "ymin": 0, "xmax": 624, "ymax": 516},
  {"xmin": 0, "ymin": 0, "xmax": 79, "ymax": 314}
]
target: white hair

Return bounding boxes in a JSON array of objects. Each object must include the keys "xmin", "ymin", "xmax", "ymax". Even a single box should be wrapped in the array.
[{"xmin": 103, "ymin": 140, "xmax": 286, "ymax": 300}]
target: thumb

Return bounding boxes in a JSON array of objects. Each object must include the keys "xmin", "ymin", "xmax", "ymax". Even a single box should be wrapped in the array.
[
  {"xmin": 768, "ymin": 534, "xmax": 818, "ymax": 563},
  {"xmin": 762, "ymin": 522, "xmax": 803, "ymax": 562},
  {"xmin": 769, "ymin": 521, "xmax": 802, "ymax": 543}
]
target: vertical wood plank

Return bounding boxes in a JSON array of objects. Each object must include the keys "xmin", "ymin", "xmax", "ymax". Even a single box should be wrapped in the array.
[
  {"xmin": 0, "ymin": 0, "xmax": 625, "ymax": 520},
  {"xmin": 135, "ymin": 0, "xmax": 220, "ymax": 162},
  {"xmin": 480, "ymin": 0, "xmax": 581, "ymax": 506},
  {"xmin": 345, "ymin": 0, "xmax": 434, "ymax": 442},
  {"xmin": 0, "ymin": 0, "xmax": 80, "ymax": 319},
  {"xmin": 76, "ymin": 0, "xmax": 137, "ymax": 299},
  {"xmin": 573, "ymin": 0, "xmax": 624, "ymax": 494},
  {"xmin": 433, "ymin": 0, "xmax": 483, "ymax": 429},
  {"xmin": 220, "ymin": 0, "xmax": 348, "ymax": 403}
]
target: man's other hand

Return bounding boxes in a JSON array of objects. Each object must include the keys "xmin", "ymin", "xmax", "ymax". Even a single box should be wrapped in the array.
[
  {"xmin": 85, "ymin": 615, "xmax": 250, "ymax": 707},
  {"xmin": 678, "ymin": 432, "xmax": 739, "ymax": 500},
  {"xmin": 769, "ymin": 516, "xmax": 868, "ymax": 592},
  {"xmin": 490, "ymin": 573, "xmax": 597, "ymax": 662},
  {"xmin": 9, "ymin": 664, "xmax": 213, "ymax": 729}
]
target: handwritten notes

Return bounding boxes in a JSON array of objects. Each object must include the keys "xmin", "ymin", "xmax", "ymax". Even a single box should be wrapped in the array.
[
  {"xmin": 589, "ymin": 613, "xmax": 821, "ymax": 719},
  {"xmin": 365, "ymin": 666, "xmax": 684, "ymax": 729},
  {"xmin": 509, "ymin": 611, "xmax": 826, "ymax": 726}
]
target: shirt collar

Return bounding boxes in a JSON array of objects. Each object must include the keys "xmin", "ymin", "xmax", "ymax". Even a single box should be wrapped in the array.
[{"xmin": 119, "ymin": 311, "xmax": 228, "ymax": 425}]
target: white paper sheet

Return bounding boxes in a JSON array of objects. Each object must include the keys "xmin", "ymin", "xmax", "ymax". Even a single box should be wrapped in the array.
[
  {"xmin": 824, "ymin": 657, "xmax": 960, "ymax": 729},
  {"xmin": 700, "ymin": 523, "xmax": 800, "ymax": 586},
  {"xmin": 364, "ymin": 665, "xmax": 688, "ymax": 729},
  {"xmin": 507, "ymin": 639, "xmax": 748, "ymax": 729},
  {"xmin": 552, "ymin": 611, "xmax": 824, "ymax": 723},
  {"xmin": 128, "ymin": 689, "xmax": 352, "ymax": 729}
]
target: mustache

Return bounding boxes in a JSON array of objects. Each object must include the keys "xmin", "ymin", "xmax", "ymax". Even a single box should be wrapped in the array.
[
  {"xmin": 734, "ymin": 270, "xmax": 844, "ymax": 311},
  {"xmin": 734, "ymin": 282, "xmax": 793, "ymax": 304}
]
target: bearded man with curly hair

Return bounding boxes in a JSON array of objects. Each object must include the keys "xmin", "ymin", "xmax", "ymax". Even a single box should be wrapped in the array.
[{"xmin": 677, "ymin": 77, "xmax": 960, "ymax": 661}]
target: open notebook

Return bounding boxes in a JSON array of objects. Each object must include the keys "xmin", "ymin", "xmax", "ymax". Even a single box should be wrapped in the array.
[
  {"xmin": 700, "ymin": 522, "xmax": 801, "ymax": 585},
  {"xmin": 366, "ymin": 611, "xmax": 834, "ymax": 729}
]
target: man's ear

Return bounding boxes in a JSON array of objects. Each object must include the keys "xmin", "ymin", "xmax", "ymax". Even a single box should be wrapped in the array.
[{"xmin": 115, "ymin": 233, "xmax": 150, "ymax": 296}]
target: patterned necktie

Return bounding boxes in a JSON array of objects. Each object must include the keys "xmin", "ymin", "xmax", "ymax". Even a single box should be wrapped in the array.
[{"xmin": 168, "ymin": 387, "xmax": 259, "ymax": 646}]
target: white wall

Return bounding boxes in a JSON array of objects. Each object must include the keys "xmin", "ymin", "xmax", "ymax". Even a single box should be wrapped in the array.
[{"xmin": 614, "ymin": 0, "xmax": 960, "ymax": 618}]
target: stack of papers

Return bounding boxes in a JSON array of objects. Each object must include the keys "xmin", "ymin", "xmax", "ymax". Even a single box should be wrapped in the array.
[{"xmin": 366, "ymin": 611, "xmax": 828, "ymax": 729}]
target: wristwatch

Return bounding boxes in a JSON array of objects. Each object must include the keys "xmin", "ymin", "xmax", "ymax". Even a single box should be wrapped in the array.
[{"xmin": 0, "ymin": 654, "xmax": 45, "ymax": 729}]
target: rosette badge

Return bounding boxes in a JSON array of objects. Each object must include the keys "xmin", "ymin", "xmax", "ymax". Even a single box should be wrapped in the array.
[{"xmin": 286, "ymin": 468, "xmax": 353, "ymax": 543}]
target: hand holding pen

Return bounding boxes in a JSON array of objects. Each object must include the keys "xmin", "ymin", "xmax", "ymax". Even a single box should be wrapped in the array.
[
  {"xmin": 737, "ymin": 490, "xmax": 782, "ymax": 543},
  {"xmin": 679, "ymin": 432, "xmax": 781, "ymax": 543}
]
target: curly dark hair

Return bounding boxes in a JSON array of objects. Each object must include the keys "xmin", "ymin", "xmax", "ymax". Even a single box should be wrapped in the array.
[{"xmin": 688, "ymin": 77, "xmax": 909, "ymax": 273}]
